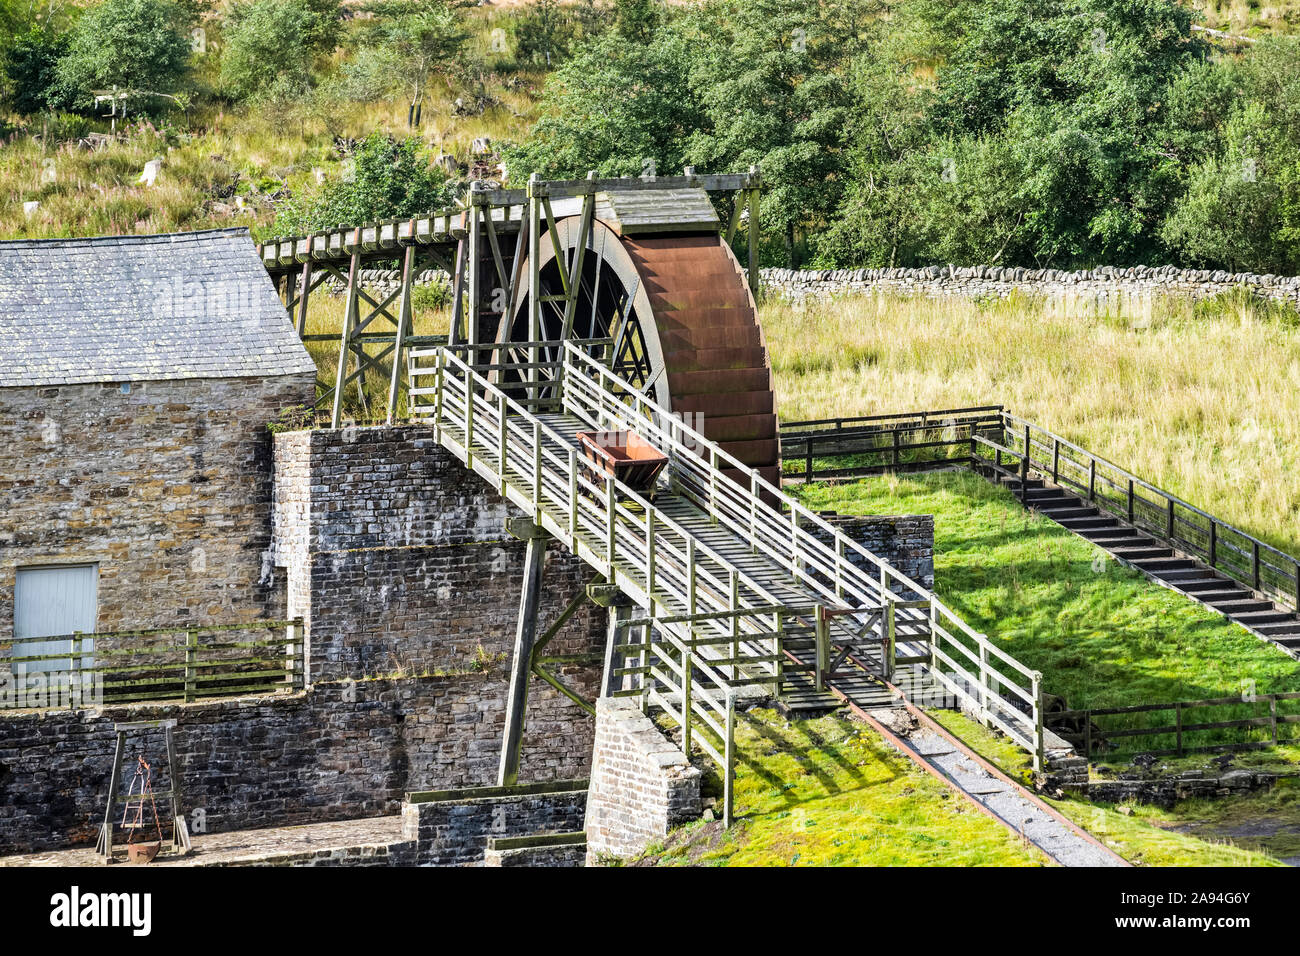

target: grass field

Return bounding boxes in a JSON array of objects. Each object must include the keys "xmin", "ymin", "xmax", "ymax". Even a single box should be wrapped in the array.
[
  {"xmin": 764, "ymin": 292, "xmax": 1300, "ymax": 560},
  {"xmin": 792, "ymin": 469, "xmax": 1300, "ymax": 717}
]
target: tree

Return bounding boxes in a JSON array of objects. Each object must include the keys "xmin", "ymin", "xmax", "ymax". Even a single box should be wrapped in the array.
[
  {"xmin": 500, "ymin": 30, "xmax": 706, "ymax": 180},
  {"xmin": 53, "ymin": 0, "xmax": 194, "ymax": 113},
  {"xmin": 271, "ymin": 133, "xmax": 459, "ymax": 235},
  {"xmin": 4, "ymin": 26, "xmax": 70, "ymax": 114},
  {"xmin": 367, "ymin": 0, "xmax": 471, "ymax": 128},
  {"xmin": 681, "ymin": 0, "xmax": 867, "ymax": 266},
  {"xmin": 220, "ymin": 0, "xmax": 330, "ymax": 101}
]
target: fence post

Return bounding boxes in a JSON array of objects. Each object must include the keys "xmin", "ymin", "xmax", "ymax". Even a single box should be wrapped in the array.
[
  {"xmin": 184, "ymin": 630, "xmax": 197, "ymax": 703},
  {"xmin": 686, "ymin": 538, "xmax": 697, "ymax": 618},
  {"xmin": 805, "ymin": 438, "xmax": 814, "ymax": 485},
  {"xmin": 1032, "ymin": 672, "xmax": 1044, "ymax": 773},
  {"xmin": 730, "ymin": 570, "xmax": 740, "ymax": 681},
  {"xmin": 1253, "ymin": 541, "xmax": 1261, "ymax": 592},
  {"xmin": 1052, "ymin": 438, "xmax": 1060, "ymax": 484},
  {"xmin": 605, "ymin": 479, "xmax": 616, "ymax": 579},
  {"xmin": 682, "ymin": 642, "xmax": 693, "ymax": 757},
  {"xmin": 883, "ymin": 597, "xmax": 896, "ymax": 683},
  {"xmin": 978, "ymin": 639, "xmax": 990, "ymax": 728},
  {"xmin": 70, "ymin": 630, "xmax": 82, "ymax": 705},
  {"xmin": 1088, "ymin": 458, "xmax": 1096, "ymax": 503},
  {"xmin": 814, "ymin": 605, "xmax": 828, "ymax": 692},
  {"xmin": 568, "ymin": 448, "xmax": 578, "ymax": 540},
  {"xmin": 1084, "ymin": 713, "xmax": 1093, "ymax": 762},
  {"xmin": 774, "ymin": 609, "xmax": 785, "ymax": 698},
  {"xmin": 433, "ymin": 350, "xmax": 445, "ymax": 439},
  {"xmin": 1271, "ymin": 695, "xmax": 1279, "ymax": 746},
  {"xmin": 1127, "ymin": 478, "xmax": 1135, "ymax": 524},
  {"xmin": 1020, "ymin": 425, "xmax": 1030, "ymax": 502},
  {"xmin": 464, "ymin": 369, "xmax": 475, "ymax": 469},
  {"xmin": 1166, "ymin": 498, "xmax": 1175, "ymax": 542},
  {"xmin": 749, "ymin": 471, "xmax": 759, "ymax": 553},
  {"xmin": 711, "ymin": 448, "xmax": 721, "ymax": 515},
  {"xmin": 835, "ymin": 538, "xmax": 844, "ymax": 600},
  {"xmin": 723, "ymin": 694, "xmax": 735, "ymax": 828},
  {"xmin": 1175, "ymin": 701, "xmax": 1184, "ymax": 756},
  {"xmin": 497, "ymin": 393, "xmax": 508, "ymax": 495},
  {"xmin": 646, "ymin": 509, "xmax": 657, "ymax": 598},
  {"xmin": 532, "ymin": 421, "xmax": 543, "ymax": 522},
  {"xmin": 1209, "ymin": 520, "xmax": 1217, "ymax": 569}
]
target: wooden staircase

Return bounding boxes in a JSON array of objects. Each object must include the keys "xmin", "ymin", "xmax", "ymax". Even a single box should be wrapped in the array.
[{"xmin": 989, "ymin": 470, "xmax": 1300, "ymax": 657}]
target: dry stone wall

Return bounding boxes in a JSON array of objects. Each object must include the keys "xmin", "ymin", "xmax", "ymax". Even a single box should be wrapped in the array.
[{"xmin": 759, "ymin": 264, "xmax": 1300, "ymax": 310}]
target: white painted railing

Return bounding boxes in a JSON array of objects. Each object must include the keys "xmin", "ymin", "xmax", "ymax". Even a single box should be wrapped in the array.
[{"xmin": 559, "ymin": 342, "xmax": 1046, "ymax": 768}]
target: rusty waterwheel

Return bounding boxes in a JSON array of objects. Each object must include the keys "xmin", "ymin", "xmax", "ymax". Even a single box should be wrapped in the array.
[{"xmin": 496, "ymin": 215, "xmax": 781, "ymax": 487}]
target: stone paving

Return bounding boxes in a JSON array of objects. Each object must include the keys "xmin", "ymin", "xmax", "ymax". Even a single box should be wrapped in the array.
[{"xmin": 0, "ymin": 815, "xmax": 407, "ymax": 867}]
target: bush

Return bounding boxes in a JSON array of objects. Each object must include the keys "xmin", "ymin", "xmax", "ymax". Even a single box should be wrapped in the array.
[
  {"xmin": 270, "ymin": 132, "xmax": 459, "ymax": 235},
  {"xmin": 219, "ymin": 0, "xmax": 318, "ymax": 101}
]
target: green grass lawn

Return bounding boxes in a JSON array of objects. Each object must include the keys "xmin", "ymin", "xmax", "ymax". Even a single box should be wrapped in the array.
[
  {"xmin": 793, "ymin": 470, "xmax": 1300, "ymax": 712},
  {"xmin": 635, "ymin": 707, "xmax": 1287, "ymax": 866},
  {"xmin": 637, "ymin": 708, "xmax": 1050, "ymax": 867}
]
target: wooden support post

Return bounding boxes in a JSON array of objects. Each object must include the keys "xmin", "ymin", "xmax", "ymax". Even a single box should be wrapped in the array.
[
  {"xmin": 646, "ymin": 508, "xmax": 656, "ymax": 598},
  {"xmin": 1032, "ymin": 673, "xmax": 1045, "ymax": 773},
  {"xmin": 386, "ymin": 245, "xmax": 416, "ymax": 424},
  {"xmin": 568, "ymin": 448, "xmax": 578, "ymax": 540},
  {"xmin": 681, "ymin": 642, "xmax": 693, "ymax": 757},
  {"xmin": 165, "ymin": 723, "xmax": 191, "ymax": 854},
  {"xmin": 468, "ymin": 190, "xmax": 482, "ymax": 363},
  {"xmin": 295, "ymin": 258, "xmax": 313, "ymax": 337},
  {"xmin": 1253, "ymin": 541, "xmax": 1262, "ymax": 591},
  {"xmin": 978, "ymin": 639, "xmax": 990, "ymax": 728},
  {"xmin": 1271, "ymin": 695, "xmax": 1279, "ymax": 745},
  {"xmin": 1209, "ymin": 520, "xmax": 1218, "ymax": 569},
  {"xmin": 1052, "ymin": 438, "xmax": 1060, "ymax": 484},
  {"xmin": 1021, "ymin": 424, "xmax": 1030, "ymax": 502},
  {"xmin": 804, "ymin": 438, "xmax": 813, "ymax": 484},
  {"xmin": 605, "ymin": 479, "xmax": 616, "ymax": 579},
  {"xmin": 1167, "ymin": 498, "xmax": 1175, "ymax": 542},
  {"xmin": 883, "ymin": 597, "xmax": 896, "ymax": 683},
  {"xmin": 746, "ymin": 167, "xmax": 761, "ymax": 299},
  {"xmin": 814, "ymin": 605, "xmax": 828, "ymax": 692},
  {"xmin": 601, "ymin": 604, "xmax": 629, "ymax": 698},
  {"xmin": 331, "ymin": 245, "xmax": 362, "ymax": 428},
  {"xmin": 498, "ymin": 531, "xmax": 548, "ymax": 787},
  {"xmin": 497, "ymin": 393, "xmax": 508, "ymax": 494},
  {"xmin": 528, "ymin": 175, "xmax": 543, "ymax": 402},
  {"xmin": 96, "ymin": 730, "xmax": 126, "ymax": 861},
  {"xmin": 532, "ymin": 420, "xmax": 543, "ymax": 523},
  {"xmin": 1088, "ymin": 458, "xmax": 1096, "ymax": 502},
  {"xmin": 1127, "ymin": 478, "xmax": 1135, "ymax": 523}
]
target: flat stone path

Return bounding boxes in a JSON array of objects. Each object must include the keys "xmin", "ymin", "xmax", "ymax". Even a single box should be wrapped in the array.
[{"xmin": 0, "ymin": 815, "xmax": 407, "ymax": 867}]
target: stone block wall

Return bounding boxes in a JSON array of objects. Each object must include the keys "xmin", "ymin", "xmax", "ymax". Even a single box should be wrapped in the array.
[
  {"xmin": 818, "ymin": 514, "xmax": 935, "ymax": 598},
  {"xmin": 271, "ymin": 425, "xmax": 606, "ymax": 682},
  {"xmin": 401, "ymin": 781, "xmax": 588, "ymax": 865},
  {"xmin": 0, "ymin": 373, "xmax": 315, "ymax": 644},
  {"xmin": 584, "ymin": 696, "xmax": 702, "ymax": 862},
  {"xmin": 0, "ymin": 673, "xmax": 596, "ymax": 855}
]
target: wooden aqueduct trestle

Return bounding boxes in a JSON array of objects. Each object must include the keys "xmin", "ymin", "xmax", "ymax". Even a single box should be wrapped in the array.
[{"xmin": 259, "ymin": 174, "xmax": 1047, "ymax": 826}]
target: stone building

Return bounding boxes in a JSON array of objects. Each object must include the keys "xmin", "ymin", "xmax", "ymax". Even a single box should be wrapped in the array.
[{"xmin": 0, "ymin": 228, "xmax": 316, "ymax": 657}]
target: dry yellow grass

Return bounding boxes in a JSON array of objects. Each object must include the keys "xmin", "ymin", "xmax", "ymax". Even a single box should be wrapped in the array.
[{"xmin": 763, "ymin": 291, "xmax": 1300, "ymax": 556}]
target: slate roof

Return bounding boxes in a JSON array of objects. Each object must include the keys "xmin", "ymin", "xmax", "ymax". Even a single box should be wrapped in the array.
[{"xmin": 0, "ymin": 228, "xmax": 317, "ymax": 388}]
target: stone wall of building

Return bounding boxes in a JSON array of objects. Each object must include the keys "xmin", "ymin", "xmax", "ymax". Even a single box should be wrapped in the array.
[
  {"xmin": 583, "ymin": 696, "xmax": 702, "ymax": 863},
  {"xmin": 401, "ymin": 781, "xmax": 588, "ymax": 865},
  {"xmin": 271, "ymin": 425, "xmax": 607, "ymax": 683},
  {"xmin": 759, "ymin": 264, "xmax": 1300, "ymax": 310},
  {"xmin": 0, "ymin": 373, "xmax": 315, "ymax": 647},
  {"xmin": 0, "ymin": 672, "xmax": 596, "ymax": 856}
]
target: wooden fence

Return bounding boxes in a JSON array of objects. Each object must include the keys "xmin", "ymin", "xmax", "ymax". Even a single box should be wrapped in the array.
[
  {"xmin": 1049, "ymin": 691, "xmax": 1300, "ymax": 759},
  {"xmin": 988, "ymin": 412, "xmax": 1300, "ymax": 614},
  {"xmin": 1, "ymin": 619, "xmax": 305, "ymax": 709},
  {"xmin": 780, "ymin": 406, "xmax": 1004, "ymax": 482}
]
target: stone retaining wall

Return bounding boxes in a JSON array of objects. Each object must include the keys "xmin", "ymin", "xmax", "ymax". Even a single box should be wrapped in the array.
[
  {"xmin": 271, "ymin": 424, "xmax": 606, "ymax": 684},
  {"xmin": 401, "ymin": 781, "xmax": 587, "ymax": 865},
  {"xmin": 0, "ymin": 673, "xmax": 595, "ymax": 856}
]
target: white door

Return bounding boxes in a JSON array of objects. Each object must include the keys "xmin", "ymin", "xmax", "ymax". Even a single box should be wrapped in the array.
[{"xmin": 14, "ymin": 565, "xmax": 98, "ymax": 674}]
